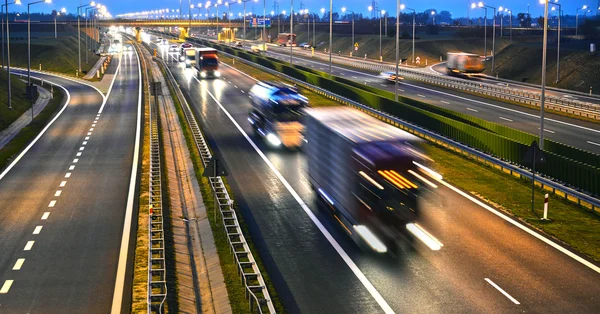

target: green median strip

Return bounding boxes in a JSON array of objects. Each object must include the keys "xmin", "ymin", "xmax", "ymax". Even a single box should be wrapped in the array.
[{"xmin": 222, "ymin": 52, "xmax": 600, "ymax": 264}]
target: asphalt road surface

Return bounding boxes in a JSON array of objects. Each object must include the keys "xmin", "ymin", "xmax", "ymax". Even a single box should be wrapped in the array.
[
  {"xmin": 150, "ymin": 36, "xmax": 600, "ymax": 314},
  {"xmin": 0, "ymin": 51, "xmax": 141, "ymax": 313}
]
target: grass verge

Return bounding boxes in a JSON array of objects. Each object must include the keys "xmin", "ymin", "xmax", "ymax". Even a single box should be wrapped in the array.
[
  {"xmin": 156, "ymin": 59, "xmax": 285, "ymax": 313},
  {"xmin": 0, "ymin": 70, "xmax": 32, "ymax": 129},
  {"xmin": 228, "ymin": 55, "xmax": 600, "ymax": 263},
  {"xmin": 0, "ymin": 82, "xmax": 64, "ymax": 172}
]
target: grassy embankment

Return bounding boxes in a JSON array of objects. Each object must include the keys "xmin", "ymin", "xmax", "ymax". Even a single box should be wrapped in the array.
[
  {"xmin": 0, "ymin": 69, "xmax": 32, "ymax": 130},
  {"xmin": 155, "ymin": 58, "xmax": 285, "ymax": 313},
  {"xmin": 222, "ymin": 54, "xmax": 600, "ymax": 263},
  {"xmin": 9, "ymin": 36, "xmax": 100, "ymax": 76},
  {"xmin": 0, "ymin": 76, "xmax": 66, "ymax": 171},
  {"xmin": 486, "ymin": 41, "xmax": 600, "ymax": 94}
]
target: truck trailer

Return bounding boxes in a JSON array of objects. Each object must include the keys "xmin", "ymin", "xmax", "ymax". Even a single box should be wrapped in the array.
[
  {"xmin": 194, "ymin": 48, "xmax": 220, "ymax": 78},
  {"xmin": 305, "ymin": 107, "xmax": 430, "ymax": 254},
  {"xmin": 446, "ymin": 52, "xmax": 485, "ymax": 75},
  {"xmin": 248, "ymin": 81, "xmax": 308, "ymax": 148}
]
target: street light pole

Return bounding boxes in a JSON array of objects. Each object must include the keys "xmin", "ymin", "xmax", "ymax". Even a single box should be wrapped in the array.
[
  {"xmin": 369, "ymin": 6, "xmax": 384, "ymax": 61},
  {"xmin": 539, "ymin": 0, "xmax": 549, "ymax": 149},
  {"xmin": 328, "ymin": 0, "xmax": 332, "ymax": 76},
  {"xmin": 549, "ymin": 2, "xmax": 562, "ymax": 83},
  {"xmin": 78, "ymin": 2, "xmax": 94, "ymax": 75},
  {"xmin": 3, "ymin": 0, "xmax": 21, "ymax": 110},
  {"xmin": 509, "ymin": 10, "xmax": 512, "ymax": 43},
  {"xmin": 28, "ymin": 0, "xmax": 51, "ymax": 122},
  {"xmin": 395, "ymin": 0, "xmax": 400, "ymax": 101},
  {"xmin": 290, "ymin": 0, "xmax": 293, "ymax": 65},
  {"xmin": 576, "ymin": 6, "xmax": 587, "ymax": 36}
]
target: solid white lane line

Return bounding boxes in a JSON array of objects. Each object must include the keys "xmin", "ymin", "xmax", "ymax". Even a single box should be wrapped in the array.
[
  {"xmin": 0, "ymin": 280, "xmax": 14, "ymax": 293},
  {"xmin": 54, "ymin": 190, "xmax": 62, "ymax": 197},
  {"xmin": 199, "ymin": 81, "xmax": 395, "ymax": 314},
  {"xmin": 24, "ymin": 241, "xmax": 34, "ymax": 251},
  {"xmin": 466, "ymin": 107, "xmax": 479, "ymax": 112},
  {"xmin": 41, "ymin": 212, "xmax": 50, "ymax": 220},
  {"xmin": 60, "ymin": 181, "xmax": 67, "ymax": 187},
  {"xmin": 48, "ymin": 200, "xmax": 57, "ymax": 207},
  {"xmin": 12, "ymin": 259, "xmax": 25, "ymax": 270},
  {"xmin": 436, "ymin": 178, "xmax": 600, "ymax": 274},
  {"xmin": 441, "ymin": 100, "xmax": 450, "ymax": 104},
  {"xmin": 485, "ymin": 278, "xmax": 520, "ymax": 305},
  {"xmin": 65, "ymin": 173, "xmax": 71, "ymax": 178},
  {"xmin": 417, "ymin": 94, "xmax": 426, "ymax": 98},
  {"xmin": 499, "ymin": 117, "xmax": 513, "ymax": 122},
  {"xmin": 76, "ymin": 152, "xmax": 82, "ymax": 157},
  {"xmin": 73, "ymin": 158, "xmax": 79, "ymax": 163},
  {"xmin": 538, "ymin": 128, "xmax": 555, "ymax": 134},
  {"xmin": 111, "ymin": 42, "xmax": 142, "ymax": 314},
  {"xmin": 588, "ymin": 141, "xmax": 600, "ymax": 147},
  {"xmin": 33, "ymin": 226, "xmax": 43, "ymax": 235}
]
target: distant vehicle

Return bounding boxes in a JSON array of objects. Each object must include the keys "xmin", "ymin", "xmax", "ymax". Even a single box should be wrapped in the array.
[
  {"xmin": 305, "ymin": 107, "xmax": 429, "ymax": 255},
  {"xmin": 379, "ymin": 71, "xmax": 404, "ymax": 82},
  {"xmin": 248, "ymin": 81, "xmax": 309, "ymax": 148},
  {"xmin": 446, "ymin": 52, "xmax": 485, "ymax": 75},
  {"xmin": 299, "ymin": 42, "xmax": 311, "ymax": 49},
  {"xmin": 160, "ymin": 39, "xmax": 169, "ymax": 46},
  {"xmin": 183, "ymin": 48, "xmax": 197, "ymax": 68},
  {"xmin": 179, "ymin": 43, "xmax": 193, "ymax": 61},
  {"xmin": 156, "ymin": 37, "xmax": 163, "ymax": 43},
  {"xmin": 234, "ymin": 41, "xmax": 243, "ymax": 47},
  {"xmin": 194, "ymin": 48, "xmax": 220, "ymax": 78},
  {"xmin": 250, "ymin": 44, "xmax": 268, "ymax": 53},
  {"xmin": 277, "ymin": 33, "xmax": 297, "ymax": 47},
  {"xmin": 169, "ymin": 44, "xmax": 179, "ymax": 52}
]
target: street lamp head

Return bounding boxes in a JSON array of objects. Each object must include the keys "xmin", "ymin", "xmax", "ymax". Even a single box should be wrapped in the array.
[
  {"xmin": 44, "ymin": 0, "xmax": 51, "ymax": 3},
  {"xmin": 15, "ymin": 0, "xmax": 22, "ymax": 4},
  {"xmin": 478, "ymin": 2, "xmax": 484, "ymax": 8},
  {"xmin": 368, "ymin": 5, "xmax": 373, "ymax": 12},
  {"xmin": 341, "ymin": 7, "xmax": 346, "ymax": 13},
  {"xmin": 431, "ymin": 11, "xmax": 435, "ymax": 15},
  {"xmin": 582, "ymin": 5, "xmax": 587, "ymax": 9},
  {"xmin": 61, "ymin": 7, "xmax": 66, "ymax": 13},
  {"xmin": 382, "ymin": 10, "xmax": 386, "ymax": 15},
  {"xmin": 90, "ymin": 1, "xmax": 95, "ymax": 6},
  {"xmin": 400, "ymin": 4, "xmax": 405, "ymax": 10},
  {"xmin": 499, "ymin": 6, "xmax": 503, "ymax": 11},
  {"xmin": 471, "ymin": 3, "xmax": 477, "ymax": 9},
  {"xmin": 320, "ymin": 8, "xmax": 325, "ymax": 13}
]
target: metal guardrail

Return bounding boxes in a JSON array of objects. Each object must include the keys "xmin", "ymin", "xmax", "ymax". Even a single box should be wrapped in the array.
[
  {"xmin": 207, "ymin": 44, "xmax": 600, "ymax": 212},
  {"xmin": 148, "ymin": 71, "xmax": 168, "ymax": 313},
  {"xmin": 277, "ymin": 48, "xmax": 600, "ymax": 120},
  {"xmin": 154, "ymin": 55, "xmax": 276, "ymax": 314}
]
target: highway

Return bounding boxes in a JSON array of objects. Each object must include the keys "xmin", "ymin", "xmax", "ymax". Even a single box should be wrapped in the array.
[
  {"xmin": 260, "ymin": 45, "xmax": 600, "ymax": 154},
  {"xmin": 150, "ymin": 36, "xmax": 600, "ymax": 313},
  {"xmin": 0, "ymin": 50, "xmax": 141, "ymax": 313}
]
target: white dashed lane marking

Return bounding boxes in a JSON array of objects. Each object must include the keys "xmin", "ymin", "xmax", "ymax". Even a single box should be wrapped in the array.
[
  {"xmin": 76, "ymin": 152, "xmax": 82, "ymax": 157},
  {"xmin": 12, "ymin": 259, "xmax": 25, "ymax": 270},
  {"xmin": 417, "ymin": 94, "xmax": 426, "ymax": 98},
  {"xmin": 41, "ymin": 212, "xmax": 50, "ymax": 220},
  {"xmin": 0, "ymin": 280, "xmax": 14, "ymax": 293},
  {"xmin": 24, "ymin": 241, "xmax": 34, "ymax": 251},
  {"xmin": 33, "ymin": 226, "xmax": 43, "ymax": 234},
  {"xmin": 54, "ymin": 190, "xmax": 62, "ymax": 197},
  {"xmin": 65, "ymin": 173, "xmax": 71, "ymax": 178},
  {"xmin": 79, "ymin": 147, "xmax": 85, "ymax": 151},
  {"xmin": 69, "ymin": 166, "xmax": 75, "ymax": 171},
  {"xmin": 589, "ymin": 141, "xmax": 600, "ymax": 147},
  {"xmin": 48, "ymin": 200, "xmax": 57, "ymax": 208},
  {"xmin": 73, "ymin": 159, "xmax": 79, "ymax": 163},
  {"xmin": 60, "ymin": 181, "xmax": 67, "ymax": 187},
  {"xmin": 499, "ymin": 117, "xmax": 513, "ymax": 122},
  {"xmin": 466, "ymin": 108, "xmax": 479, "ymax": 112},
  {"xmin": 441, "ymin": 100, "xmax": 450, "ymax": 104}
]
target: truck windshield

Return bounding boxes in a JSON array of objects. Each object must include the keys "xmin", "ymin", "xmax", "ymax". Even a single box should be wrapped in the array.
[
  {"xmin": 201, "ymin": 58, "xmax": 218, "ymax": 67},
  {"xmin": 186, "ymin": 54, "xmax": 195, "ymax": 61},
  {"xmin": 272, "ymin": 105, "xmax": 304, "ymax": 122}
]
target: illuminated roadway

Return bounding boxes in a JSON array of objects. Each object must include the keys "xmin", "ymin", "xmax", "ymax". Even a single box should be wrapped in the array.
[
  {"xmin": 149, "ymin": 35, "xmax": 600, "ymax": 313},
  {"xmin": 0, "ymin": 50, "xmax": 141, "ymax": 313}
]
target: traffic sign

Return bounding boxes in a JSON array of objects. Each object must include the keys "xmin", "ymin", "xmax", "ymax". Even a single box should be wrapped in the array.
[
  {"xmin": 354, "ymin": 42, "xmax": 359, "ymax": 47},
  {"xmin": 249, "ymin": 18, "xmax": 271, "ymax": 28},
  {"xmin": 416, "ymin": 56, "xmax": 421, "ymax": 64}
]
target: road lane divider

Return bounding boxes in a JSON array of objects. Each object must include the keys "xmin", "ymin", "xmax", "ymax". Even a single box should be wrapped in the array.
[
  {"xmin": 12, "ymin": 259, "xmax": 25, "ymax": 271},
  {"xmin": 484, "ymin": 278, "xmax": 520, "ymax": 305}
]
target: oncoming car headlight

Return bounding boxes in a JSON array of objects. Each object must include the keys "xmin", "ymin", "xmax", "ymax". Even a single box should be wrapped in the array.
[
  {"xmin": 266, "ymin": 133, "xmax": 282, "ymax": 146},
  {"xmin": 185, "ymin": 59, "xmax": 191, "ymax": 65},
  {"xmin": 214, "ymin": 71, "xmax": 221, "ymax": 78},
  {"xmin": 200, "ymin": 71, "xmax": 207, "ymax": 78}
]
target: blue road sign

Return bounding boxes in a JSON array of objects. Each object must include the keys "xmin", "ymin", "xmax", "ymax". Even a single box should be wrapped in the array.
[{"xmin": 249, "ymin": 18, "xmax": 271, "ymax": 28}]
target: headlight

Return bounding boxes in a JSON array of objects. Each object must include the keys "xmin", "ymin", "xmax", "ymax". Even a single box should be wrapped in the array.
[
  {"xmin": 266, "ymin": 133, "xmax": 281, "ymax": 146},
  {"xmin": 185, "ymin": 60, "xmax": 191, "ymax": 65},
  {"xmin": 214, "ymin": 71, "xmax": 221, "ymax": 77},
  {"xmin": 200, "ymin": 71, "xmax": 207, "ymax": 78}
]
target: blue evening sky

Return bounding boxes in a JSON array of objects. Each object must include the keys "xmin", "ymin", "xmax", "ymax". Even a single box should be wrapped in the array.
[{"xmin": 15, "ymin": 0, "xmax": 600, "ymax": 18}]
